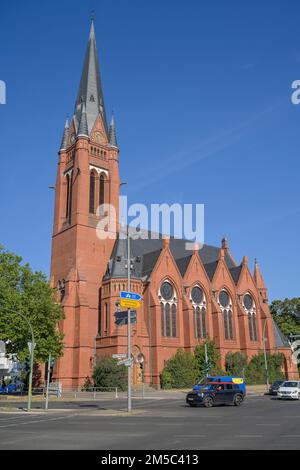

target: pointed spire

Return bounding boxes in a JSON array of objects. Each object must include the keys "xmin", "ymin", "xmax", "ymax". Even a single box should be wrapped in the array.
[
  {"xmin": 242, "ymin": 255, "xmax": 248, "ymax": 266},
  {"xmin": 73, "ymin": 19, "xmax": 108, "ymax": 136},
  {"xmin": 222, "ymin": 237, "xmax": 229, "ymax": 250},
  {"xmin": 77, "ymin": 102, "xmax": 89, "ymax": 137},
  {"xmin": 254, "ymin": 259, "xmax": 266, "ymax": 289},
  {"xmin": 108, "ymin": 113, "xmax": 118, "ymax": 147},
  {"xmin": 60, "ymin": 117, "xmax": 69, "ymax": 151}
]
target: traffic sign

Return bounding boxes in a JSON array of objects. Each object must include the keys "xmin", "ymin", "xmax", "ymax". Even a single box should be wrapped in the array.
[
  {"xmin": 120, "ymin": 291, "xmax": 142, "ymax": 302},
  {"xmin": 112, "ymin": 353, "xmax": 127, "ymax": 359},
  {"xmin": 114, "ymin": 310, "xmax": 137, "ymax": 325},
  {"xmin": 27, "ymin": 342, "xmax": 36, "ymax": 354},
  {"xmin": 117, "ymin": 358, "xmax": 133, "ymax": 367},
  {"xmin": 120, "ymin": 298, "xmax": 141, "ymax": 309}
]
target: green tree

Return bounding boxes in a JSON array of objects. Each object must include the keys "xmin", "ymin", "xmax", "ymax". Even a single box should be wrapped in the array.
[
  {"xmin": 194, "ymin": 340, "xmax": 223, "ymax": 381},
  {"xmin": 270, "ymin": 298, "xmax": 300, "ymax": 337},
  {"xmin": 225, "ymin": 352, "xmax": 248, "ymax": 376},
  {"xmin": 93, "ymin": 356, "xmax": 127, "ymax": 391},
  {"xmin": 160, "ymin": 348, "xmax": 197, "ymax": 389},
  {"xmin": 0, "ymin": 245, "xmax": 64, "ymax": 362}
]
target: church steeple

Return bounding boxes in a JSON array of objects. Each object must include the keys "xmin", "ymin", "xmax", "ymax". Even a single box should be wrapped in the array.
[{"xmin": 73, "ymin": 18, "xmax": 108, "ymax": 136}]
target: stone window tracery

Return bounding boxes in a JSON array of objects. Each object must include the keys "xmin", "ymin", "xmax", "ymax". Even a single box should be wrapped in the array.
[
  {"xmin": 218, "ymin": 289, "xmax": 234, "ymax": 340},
  {"xmin": 159, "ymin": 281, "xmax": 177, "ymax": 338}
]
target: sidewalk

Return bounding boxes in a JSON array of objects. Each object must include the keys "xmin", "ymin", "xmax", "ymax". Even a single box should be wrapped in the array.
[{"xmin": 0, "ymin": 384, "xmax": 268, "ymax": 407}]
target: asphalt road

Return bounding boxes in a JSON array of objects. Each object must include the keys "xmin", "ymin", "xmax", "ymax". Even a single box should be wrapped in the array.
[{"xmin": 0, "ymin": 395, "xmax": 300, "ymax": 450}]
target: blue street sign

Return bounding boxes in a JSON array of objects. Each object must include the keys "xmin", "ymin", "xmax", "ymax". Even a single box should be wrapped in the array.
[{"xmin": 120, "ymin": 291, "xmax": 142, "ymax": 301}]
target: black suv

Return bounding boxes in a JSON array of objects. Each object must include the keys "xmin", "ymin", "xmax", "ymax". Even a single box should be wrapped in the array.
[
  {"xmin": 186, "ymin": 383, "xmax": 245, "ymax": 408},
  {"xmin": 269, "ymin": 380, "xmax": 284, "ymax": 396}
]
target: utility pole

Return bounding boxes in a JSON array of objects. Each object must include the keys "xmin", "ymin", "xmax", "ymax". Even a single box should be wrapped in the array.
[{"xmin": 127, "ymin": 226, "xmax": 132, "ymax": 413}]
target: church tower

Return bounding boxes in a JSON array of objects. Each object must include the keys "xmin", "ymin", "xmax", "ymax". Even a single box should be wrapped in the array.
[{"xmin": 50, "ymin": 19, "xmax": 120, "ymax": 387}]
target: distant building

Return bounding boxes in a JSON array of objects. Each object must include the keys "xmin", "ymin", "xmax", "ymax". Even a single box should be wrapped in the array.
[{"xmin": 50, "ymin": 20, "xmax": 298, "ymax": 388}]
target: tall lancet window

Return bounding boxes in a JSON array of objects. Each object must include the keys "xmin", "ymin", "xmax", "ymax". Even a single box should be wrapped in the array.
[
  {"xmin": 65, "ymin": 171, "xmax": 73, "ymax": 221},
  {"xmin": 99, "ymin": 173, "xmax": 105, "ymax": 215},
  {"xmin": 65, "ymin": 174, "xmax": 70, "ymax": 218},
  {"xmin": 218, "ymin": 290, "xmax": 234, "ymax": 340},
  {"xmin": 190, "ymin": 286, "xmax": 207, "ymax": 339},
  {"xmin": 89, "ymin": 171, "xmax": 96, "ymax": 214},
  {"xmin": 159, "ymin": 281, "xmax": 177, "ymax": 338},
  {"xmin": 243, "ymin": 293, "xmax": 258, "ymax": 342}
]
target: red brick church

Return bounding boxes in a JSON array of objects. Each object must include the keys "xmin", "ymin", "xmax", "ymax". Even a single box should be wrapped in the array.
[{"xmin": 50, "ymin": 20, "xmax": 298, "ymax": 388}]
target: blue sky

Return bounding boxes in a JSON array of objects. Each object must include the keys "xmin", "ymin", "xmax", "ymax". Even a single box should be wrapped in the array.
[{"xmin": 0, "ymin": 0, "xmax": 300, "ymax": 301}]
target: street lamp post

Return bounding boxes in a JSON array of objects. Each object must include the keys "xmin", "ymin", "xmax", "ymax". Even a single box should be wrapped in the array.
[
  {"xmin": 127, "ymin": 226, "xmax": 132, "ymax": 413},
  {"xmin": 262, "ymin": 318, "xmax": 270, "ymax": 393}
]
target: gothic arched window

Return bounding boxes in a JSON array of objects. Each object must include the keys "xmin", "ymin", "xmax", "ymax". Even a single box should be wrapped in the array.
[
  {"xmin": 190, "ymin": 285, "xmax": 207, "ymax": 339},
  {"xmin": 159, "ymin": 281, "xmax": 177, "ymax": 338},
  {"xmin": 218, "ymin": 290, "xmax": 234, "ymax": 340},
  {"xmin": 243, "ymin": 293, "xmax": 257, "ymax": 341},
  {"xmin": 65, "ymin": 174, "xmax": 70, "ymax": 218},
  {"xmin": 99, "ymin": 173, "xmax": 105, "ymax": 215},
  {"xmin": 89, "ymin": 171, "xmax": 96, "ymax": 214}
]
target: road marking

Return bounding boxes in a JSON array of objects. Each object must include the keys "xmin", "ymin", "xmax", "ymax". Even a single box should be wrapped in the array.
[
  {"xmin": 206, "ymin": 423, "xmax": 232, "ymax": 426},
  {"xmin": 256, "ymin": 423, "xmax": 280, "ymax": 426},
  {"xmin": 234, "ymin": 435, "xmax": 263, "ymax": 438},
  {"xmin": 0, "ymin": 414, "xmax": 76, "ymax": 428},
  {"xmin": 244, "ymin": 416, "xmax": 264, "ymax": 419},
  {"xmin": 0, "ymin": 415, "xmax": 36, "ymax": 422},
  {"xmin": 175, "ymin": 435, "xmax": 206, "ymax": 438},
  {"xmin": 281, "ymin": 435, "xmax": 300, "ymax": 438}
]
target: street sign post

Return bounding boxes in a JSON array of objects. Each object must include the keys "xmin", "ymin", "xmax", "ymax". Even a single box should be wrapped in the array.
[
  {"xmin": 112, "ymin": 353, "xmax": 127, "ymax": 359},
  {"xmin": 120, "ymin": 291, "xmax": 142, "ymax": 301},
  {"xmin": 114, "ymin": 310, "xmax": 137, "ymax": 325},
  {"xmin": 117, "ymin": 358, "xmax": 133, "ymax": 367},
  {"xmin": 120, "ymin": 298, "xmax": 141, "ymax": 309}
]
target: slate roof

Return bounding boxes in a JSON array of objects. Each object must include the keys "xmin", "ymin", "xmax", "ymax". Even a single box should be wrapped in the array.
[
  {"xmin": 272, "ymin": 319, "xmax": 290, "ymax": 348},
  {"xmin": 103, "ymin": 231, "xmax": 236, "ymax": 281},
  {"xmin": 73, "ymin": 19, "xmax": 108, "ymax": 136},
  {"xmin": 229, "ymin": 265, "xmax": 243, "ymax": 284}
]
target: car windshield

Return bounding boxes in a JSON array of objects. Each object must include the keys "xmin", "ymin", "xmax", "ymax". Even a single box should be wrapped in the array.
[
  {"xmin": 273, "ymin": 381, "xmax": 283, "ymax": 386},
  {"xmin": 282, "ymin": 382, "xmax": 298, "ymax": 388}
]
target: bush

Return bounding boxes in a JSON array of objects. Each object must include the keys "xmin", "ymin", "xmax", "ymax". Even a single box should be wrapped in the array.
[
  {"xmin": 93, "ymin": 356, "xmax": 127, "ymax": 391},
  {"xmin": 160, "ymin": 349, "xmax": 197, "ymax": 389},
  {"xmin": 160, "ymin": 370, "xmax": 173, "ymax": 389},
  {"xmin": 225, "ymin": 352, "xmax": 247, "ymax": 376},
  {"xmin": 245, "ymin": 352, "xmax": 285, "ymax": 385}
]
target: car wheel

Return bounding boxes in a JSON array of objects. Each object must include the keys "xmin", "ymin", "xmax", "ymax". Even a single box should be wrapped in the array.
[
  {"xmin": 233, "ymin": 394, "xmax": 243, "ymax": 406},
  {"xmin": 203, "ymin": 396, "xmax": 214, "ymax": 408}
]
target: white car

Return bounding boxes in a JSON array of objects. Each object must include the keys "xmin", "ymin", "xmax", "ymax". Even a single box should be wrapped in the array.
[{"xmin": 277, "ymin": 381, "xmax": 300, "ymax": 400}]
